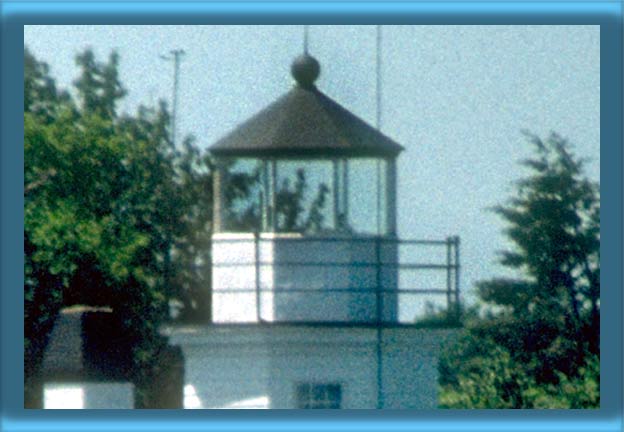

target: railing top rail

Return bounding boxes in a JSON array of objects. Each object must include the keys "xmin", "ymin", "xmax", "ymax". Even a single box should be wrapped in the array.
[
  {"xmin": 212, "ymin": 260, "xmax": 457, "ymax": 267},
  {"xmin": 212, "ymin": 287, "xmax": 454, "ymax": 294},
  {"xmin": 211, "ymin": 235, "xmax": 459, "ymax": 245},
  {"xmin": 207, "ymin": 233, "xmax": 462, "ymax": 325}
]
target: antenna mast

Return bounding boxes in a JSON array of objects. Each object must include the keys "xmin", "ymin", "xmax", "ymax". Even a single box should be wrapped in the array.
[
  {"xmin": 375, "ymin": 25, "xmax": 384, "ymax": 410},
  {"xmin": 376, "ymin": 25, "xmax": 382, "ymax": 131},
  {"xmin": 376, "ymin": 26, "xmax": 383, "ymax": 236},
  {"xmin": 162, "ymin": 49, "xmax": 186, "ymax": 147}
]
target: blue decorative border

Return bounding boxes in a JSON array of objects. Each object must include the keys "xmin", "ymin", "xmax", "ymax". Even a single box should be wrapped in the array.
[{"xmin": 2, "ymin": 2, "xmax": 621, "ymax": 432}]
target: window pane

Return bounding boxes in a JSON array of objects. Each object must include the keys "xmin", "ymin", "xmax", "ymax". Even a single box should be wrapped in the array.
[
  {"xmin": 296, "ymin": 383, "xmax": 341, "ymax": 409},
  {"xmin": 348, "ymin": 159, "xmax": 385, "ymax": 235},
  {"xmin": 275, "ymin": 161, "xmax": 335, "ymax": 233}
]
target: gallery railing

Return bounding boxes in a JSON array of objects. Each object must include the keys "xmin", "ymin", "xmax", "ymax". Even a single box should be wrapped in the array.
[{"xmin": 210, "ymin": 235, "xmax": 461, "ymax": 326}]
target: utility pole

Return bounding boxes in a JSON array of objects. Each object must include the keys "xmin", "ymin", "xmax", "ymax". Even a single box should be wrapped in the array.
[
  {"xmin": 160, "ymin": 49, "xmax": 185, "ymax": 303},
  {"xmin": 161, "ymin": 49, "xmax": 185, "ymax": 147},
  {"xmin": 375, "ymin": 24, "xmax": 384, "ymax": 410}
]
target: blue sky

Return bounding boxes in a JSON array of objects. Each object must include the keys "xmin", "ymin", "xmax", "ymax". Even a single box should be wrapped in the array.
[{"xmin": 24, "ymin": 25, "xmax": 600, "ymax": 307}]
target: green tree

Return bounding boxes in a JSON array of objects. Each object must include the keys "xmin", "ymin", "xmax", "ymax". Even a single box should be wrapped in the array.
[
  {"xmin": 24, "ymin": 47, "xmax": 72, "ymax": 122},
  {"xmin": 222, "ymin": 161, "xmax": 262, "ymax": 232},
  {"xmin": 439, "ymin": 132, "xmax": 600, "ymax": 408},
  {"xmin": 274, "ymin": 168, "xmax": 329, "ymax": 233},
  {"xmin": 275, "ymin": 169, "xmax": 307, "ymax": 231},
  {"xmin": 24, "ymin": 47, "xmax": 212, "ymax": 406},
  {"xmin": 74, "ymin": 49, "xmax": 126, "ymax": 119},
  {"xmin": 24, "ymin": 50, "xmax": 76, "ymax": 401},
  {"xmin": 168, "ymin": 138, "xmax": 214, "ymax": 321}
]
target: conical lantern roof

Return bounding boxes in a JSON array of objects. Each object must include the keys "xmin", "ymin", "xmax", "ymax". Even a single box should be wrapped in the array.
[{"xmin": 209, "ymin": 54, "xmax": 404, "ymax": 158}]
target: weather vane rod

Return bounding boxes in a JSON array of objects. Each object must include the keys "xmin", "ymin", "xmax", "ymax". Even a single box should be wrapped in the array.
[{"xmin": 304, "ymin": 25, "xmax": 309, "ymax": 54}]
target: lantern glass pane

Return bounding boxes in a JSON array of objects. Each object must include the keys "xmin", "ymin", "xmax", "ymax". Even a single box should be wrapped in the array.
[
  {"xmin": 222, "ymin": 158, "xmax": 262, "ymax": 232},
  {"xmin": 347, "ymin": 159, "xmax": 387, "ymax": 235},
  {"xmin": 274, "ymin": 160, "xmax": 335, "ymax": 233}
]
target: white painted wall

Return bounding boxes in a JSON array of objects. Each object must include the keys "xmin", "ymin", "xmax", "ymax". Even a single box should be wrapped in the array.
[
  {"xmin": 43, "ymin": 382, "xmax": 134, "ymax": 409},
  {"xmin": 212, "ymin": 233, "xmax": 398, "ymax": 323},
  {"xmin": 166, "ymin": 325, "xmax": 456, "ymax": 409}
]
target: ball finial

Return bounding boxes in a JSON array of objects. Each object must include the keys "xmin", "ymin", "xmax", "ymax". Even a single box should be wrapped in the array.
[{"xmin": 291, "ymin": 54, "xmax": 320, "ymax": 88}]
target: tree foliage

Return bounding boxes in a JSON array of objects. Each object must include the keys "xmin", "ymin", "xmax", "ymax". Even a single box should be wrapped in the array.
[
  {"xmin": 24, "ymin": 47, "xmax": 213, "ymax": 404},
  {"xmin": 275, "ymin": 168, "xmax": 330, "ymax": 233},
  {"xmin": 439, "ymin": 132, "xmax": 600, "ymax": 408},
  {"xmin": 24, "ymin": 47, "xmax": 330, "ymax": 406}
]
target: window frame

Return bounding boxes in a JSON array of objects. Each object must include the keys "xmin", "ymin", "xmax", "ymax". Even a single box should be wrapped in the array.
[{"xmin": 295, "ymin": 382, "xmax": 342, "ymax": 409}]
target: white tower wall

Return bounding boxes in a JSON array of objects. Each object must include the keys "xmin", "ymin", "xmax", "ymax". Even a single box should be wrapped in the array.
[
  {"xmin": 165, "ymin": 326, "xmax": 457, "ymax": 409},
  {"xmin": 212, "ymin": 233, "xmax": 398, "ymax": 323}
]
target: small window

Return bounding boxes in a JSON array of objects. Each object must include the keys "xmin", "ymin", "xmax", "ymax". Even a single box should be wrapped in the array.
[{"xmin": 296, "ymin": 383, "xmax": 341, "ymax": 409}]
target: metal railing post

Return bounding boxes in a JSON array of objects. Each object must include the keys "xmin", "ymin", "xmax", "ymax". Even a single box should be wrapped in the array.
[
  {"xmin": 446, "ymin": 237, "xmax": 452, "ymax": 321},
  {"xmin": 210, "ymin": 234, "xmax": 460, "ymax": 328},
  {"xmin": 454, "ymin": 236, "xmax": 461, "ymax": 321},
  {"xmin": 375, "ymin": 236, "xmax": 383, "ymax": 325},
  {"xmin": 375, "ymin": 235, "xmax": 384, "ymax": 409},
  {"xmin": 255, "ymin": 232, "xmax": 261, "ymax": 322}
]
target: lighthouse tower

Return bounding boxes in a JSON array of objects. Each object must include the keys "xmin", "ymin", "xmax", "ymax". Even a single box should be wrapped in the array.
[
  {"xmin": 210, "ymin": 54, "xmax": 402, "ymax": 324},
  {"xmin": 166, "ymin": 54, "xmax": 460, "ymax": 410}
]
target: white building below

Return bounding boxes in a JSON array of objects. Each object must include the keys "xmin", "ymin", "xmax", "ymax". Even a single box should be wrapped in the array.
[
  {"xmin": 43, "ymin": 382, "xmax": 133, "ymax": 409},
  {"xmin": 165, "ymin": 325, "xmax": 457, "ymax": 409}
]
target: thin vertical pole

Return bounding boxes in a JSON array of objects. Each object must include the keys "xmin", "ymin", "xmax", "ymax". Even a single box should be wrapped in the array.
[
  {"xmin": 376, "ymin": 25, "xmax": 382, "ymax": 133},
  {"xmin": 259, "ymin": 190, "xmax": 265, "ymax": 232},
  {"xmin": 376, "ymin": 325, "xmax": 384, "ymax": 409},
  {"xmin": 375, "ymin": 236, "xmax": 383, "ymax": 325},
  {"xmin": 342, "ymin": 159, "xmax": 349, "ymax": 227},
  {"xmin": 333, "ymin": 160, "xmax": 340, "ymax": 229},
  {"xmin": 376, "ymin": 164, "xmax": 382, "ymax": 235},
  {"xmin": 271, "ymin": 160, "xmax": 277, "ymax": 231},
  {"xmin": 375, "ymin": 26, "xmax": 384, "ymax": 408},
  {"xmin": 446, "ymin": 237, "xmax": 452, "ymax": 319},
  {"xmin": 385, "ymin": 158, "xmax": 397, "ymax": 236},
  {"xmin": 454, "ymin": 236, "xmax": 461, "ymax": 321},
  {"xmin": 375, "ymin": 236, "xmax": 384, "ymax": 409},
  {"xmin": 376, "ymin": 25, "xmax": 383, "ymax": 236},
  {"xmin": 255, "ymin": 232, "xmax": 261, "ymax": 322},
  {"xmin": 262, "ymin": 160, "xmax": 270, "ymax": 231},
  {"xmin": 213, "ymin": 161, "xmax": 225, "ymax": 232},
  {"xmin": 162, "ymin": 49, "xmax": 185, "ymax": 148},
  {"xmin": 161, "ymin": 49, "xmax": 184, "ymax": 296},
  {"xmin": 303, "ymin": 25, "xmax": 309, "ymax": 54}
]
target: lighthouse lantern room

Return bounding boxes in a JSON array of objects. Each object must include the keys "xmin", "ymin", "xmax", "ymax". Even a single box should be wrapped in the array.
[{"xmin": 210, "ymin": 54, "xmax": 404, "ymax": 324}]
